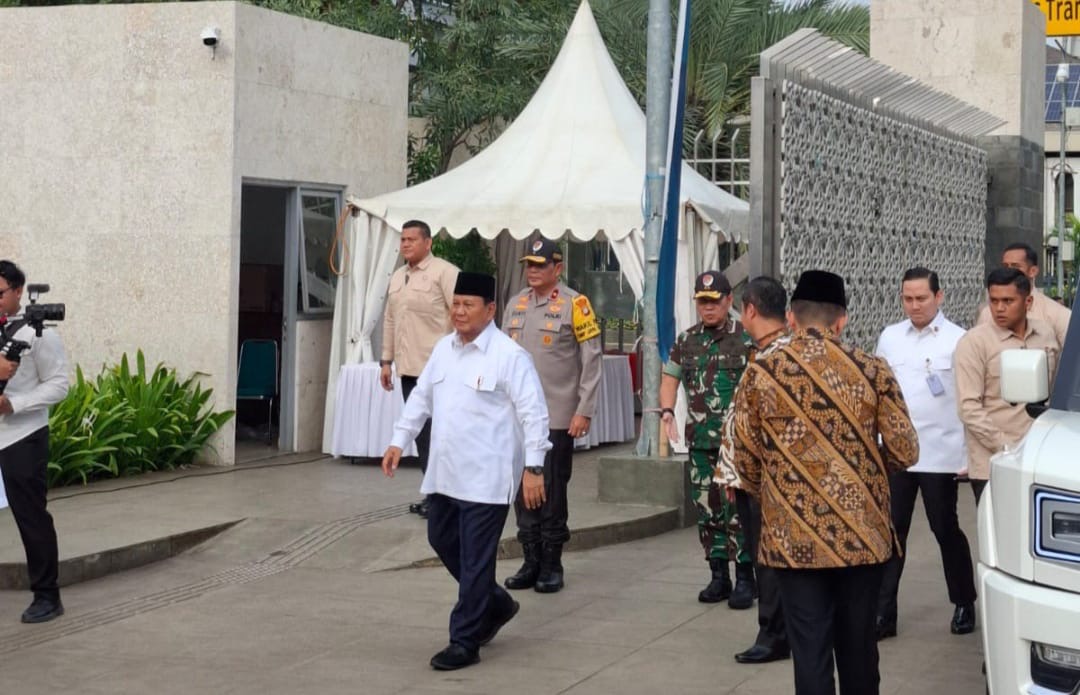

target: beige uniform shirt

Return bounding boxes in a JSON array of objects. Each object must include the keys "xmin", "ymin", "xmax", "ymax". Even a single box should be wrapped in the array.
[
  {"xmin": 380, "ymin": 254, "xmax": 459, "ymax": 377},
  {"xmin": 977, "ymin": 289, "xmax": 1071, "ymax": 348},
  {"xmin": 954, "ymin": 318, "xmax": 1061, "ymax": 480},
  {"xmin": 502, "ymin": 283, "xmax": 603, "ymax": 429}
]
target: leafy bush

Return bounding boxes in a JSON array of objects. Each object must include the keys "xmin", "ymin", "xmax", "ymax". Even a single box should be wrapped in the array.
[
  {"xmin": 47, "ymin": 352, "xmax": 234, "ymax": 488},
  {"xmin": 431, "ymin": 231, "xmax": 498, "ymax": 275}
]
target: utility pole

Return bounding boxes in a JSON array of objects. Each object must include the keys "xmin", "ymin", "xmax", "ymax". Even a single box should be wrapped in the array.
[
  {"xmin": 1057, "ymin": 59, "xmax": 1069, "ymax": 301},
  {"xmin": 636, "ymin": 0, "xmax": 671, "ymax": 457}
]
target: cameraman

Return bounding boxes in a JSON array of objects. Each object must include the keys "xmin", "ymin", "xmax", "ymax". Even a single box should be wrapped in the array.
[{"xmin": 0, "ymin": 260, "xmax": 69, "ymax": 623}]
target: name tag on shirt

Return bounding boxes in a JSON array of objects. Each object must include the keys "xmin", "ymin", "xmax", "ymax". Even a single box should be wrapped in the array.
[{"xmin": 926, "ymin": 373, "xmax": 945, "ymax": 397}]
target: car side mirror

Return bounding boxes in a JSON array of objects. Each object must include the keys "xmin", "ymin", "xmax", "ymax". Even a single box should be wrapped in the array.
[{"xmin": 1000, "ymin": 349, "xmax": 1050, "ymax": 417}]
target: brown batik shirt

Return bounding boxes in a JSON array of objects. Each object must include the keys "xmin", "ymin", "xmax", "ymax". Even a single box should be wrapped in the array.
[{"xmin": 732, "ymin": 328, "xmax": 920, "ymax": 569}]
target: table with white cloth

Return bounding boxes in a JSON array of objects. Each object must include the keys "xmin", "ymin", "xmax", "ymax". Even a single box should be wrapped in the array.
[
  {"xmin": 330, "ymin": 362, "xmax": 416, "ymax": 458},
  {"xmin": 575, "ymin": 354, "xmax": 636, "ymax": 449}
]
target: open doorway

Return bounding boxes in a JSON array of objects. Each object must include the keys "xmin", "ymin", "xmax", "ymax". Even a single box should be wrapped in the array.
[
  {"xmin": 237, "ymin": 182, "xmax": 343, "ymax": 463},
  {"xmin": 237, "ymin": 185, "xmax": 288, "ymax": 460}
]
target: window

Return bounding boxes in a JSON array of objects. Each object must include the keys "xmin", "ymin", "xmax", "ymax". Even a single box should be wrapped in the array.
[
  {"xmin": 1057, "ymin": 171, "xmax": 1075, "ymax": 215},
  {"xmin": 298, "ymin": 193, "xmax": 341, "ymax": 314}
]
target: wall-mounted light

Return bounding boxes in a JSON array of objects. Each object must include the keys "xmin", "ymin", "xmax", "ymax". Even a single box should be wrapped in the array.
[{"xmin": 201, "ymin": 26, "xmax": 220, "ymax": 60}]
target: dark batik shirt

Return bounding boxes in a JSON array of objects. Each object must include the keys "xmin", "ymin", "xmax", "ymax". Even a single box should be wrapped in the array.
[{"xmin": 732, "ymin": 328, "xmax": 919, "ymax": 569}]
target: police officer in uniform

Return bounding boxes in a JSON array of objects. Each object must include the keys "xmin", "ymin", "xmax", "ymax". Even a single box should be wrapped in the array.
[{"xmin": 501, "ymin": 238, "xmax": 603, "ymax": 594}]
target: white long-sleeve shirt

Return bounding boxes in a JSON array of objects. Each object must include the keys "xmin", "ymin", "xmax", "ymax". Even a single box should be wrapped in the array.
[
  {"xmin": 390, "ymin": 320, "xmax": 552, "ymax": 505},
  {"xmin": 875, "ymin": 311, "xmax": 966, "ymax": 474},
  {"xmin": 1, "ymin": 322, "xmax": 70, "ymax": 452}
]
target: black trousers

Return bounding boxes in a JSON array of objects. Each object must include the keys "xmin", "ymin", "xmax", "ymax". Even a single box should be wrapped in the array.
[
  {"xmin": 971, "ymin": 479, "xmax": 987, "ymax": 504},
  {"xmin": 736, "ymin": 490, "xmax": 787, "ymax": 650},
  {"xmin": 514, "ymin": 430, "xmax": 573, "ymax": 546},
  {"xmin": 878, "ymin": 472, "xmax": 976, "ymax": 622},
  {"xmin": 0, "ymin": 427, "xmax": 60, "ymax": 600},
  {"xmin": 426, "ymin": 494, "xmax": 513, "ymax": 651},
  {"xmin": 400, "ymin": 376, "xmax": 431, "ymax": 474},
  {"xmin": 777, "ymin": 563, "xmax": 886, "ymax": 695}
]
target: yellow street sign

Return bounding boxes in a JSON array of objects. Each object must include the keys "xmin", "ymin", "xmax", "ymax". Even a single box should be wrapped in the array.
[{"xmin": 1033, "ymin": 0, "xmax": 1080, "ymax": 37}]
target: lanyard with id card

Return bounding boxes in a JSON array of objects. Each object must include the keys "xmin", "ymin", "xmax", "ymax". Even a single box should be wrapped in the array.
[{"xmin": 925, "ymin": 358, "xmax": 945, "ymax": 397}]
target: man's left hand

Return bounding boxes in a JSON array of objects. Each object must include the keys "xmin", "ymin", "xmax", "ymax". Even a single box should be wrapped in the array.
[
  {"xmin": 568, "ymin": 414, "xmax": 591, "ymax": 439},
  {"xmin": 0, "ymin": 357, "xmax": 17, "ymax": 381},
  {"xmin": 0, "ymin": 395, "xmax": 12, "ymax": 416}
]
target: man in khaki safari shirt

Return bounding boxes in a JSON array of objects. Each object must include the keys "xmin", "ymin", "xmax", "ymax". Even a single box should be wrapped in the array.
[
  {"xmin": 955, "ymin": 267, "xmax": 1060, "ymax": 503},
  {"xmin": 380, "ymin": 219, "xmax": 459, "ymax": 518},
  {"xmin": 976, "ymin": 242, "xmax": 1070, "ymax": 346}
]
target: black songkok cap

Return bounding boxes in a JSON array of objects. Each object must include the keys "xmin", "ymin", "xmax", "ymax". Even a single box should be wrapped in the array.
[
  {"xmin": 791, "ymin": 270, "xmax": 847, "ymax": 309},
  {"xmin": 453, "ymin": 272, "xmax": 496, "ymax": 302}
]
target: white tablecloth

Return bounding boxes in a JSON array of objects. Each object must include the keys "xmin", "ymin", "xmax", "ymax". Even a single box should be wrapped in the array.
[
  {"xmin": 576, "ymin": 354, "xmax": 636, "ymax": 449},
  {"xmin": 330, "ymin": 362, "xmax": 416, "ymax": 458},
  {"xmin": 330, "ymin": 356, "xmax": 635, "ymax": 457}
]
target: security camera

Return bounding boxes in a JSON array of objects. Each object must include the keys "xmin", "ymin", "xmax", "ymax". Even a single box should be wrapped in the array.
[{"xmin": 201, "ymin": 26, "xmax": 220, "ymax": 47}]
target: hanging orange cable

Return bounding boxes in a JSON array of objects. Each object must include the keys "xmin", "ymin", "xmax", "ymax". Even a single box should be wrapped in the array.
[{"xmin": 330, "ymin": 202, "xmax": 354, "ymax": 277}]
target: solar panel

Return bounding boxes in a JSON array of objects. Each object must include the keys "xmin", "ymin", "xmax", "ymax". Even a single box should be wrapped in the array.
[{"xmin": 1045, "ymin": 64, "xmax": 1080, "ymax": 123}]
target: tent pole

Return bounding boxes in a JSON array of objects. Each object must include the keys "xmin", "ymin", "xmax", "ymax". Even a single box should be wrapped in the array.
[{"xmin": 636, "ymin": 0, "xmax": 672, "ymax": 457}]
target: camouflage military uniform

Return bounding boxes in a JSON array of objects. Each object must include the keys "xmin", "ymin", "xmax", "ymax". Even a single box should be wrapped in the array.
[{"xmin": 663, "ymin": 318, "xmax": 750, "ymax": 562}]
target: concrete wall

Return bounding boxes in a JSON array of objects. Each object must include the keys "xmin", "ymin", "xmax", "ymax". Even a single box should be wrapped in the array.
[
  {"xmin": 231, "ymin": 4, "xmax": 408, "ymax": 456},
  {"xmin": 0, "ymin": 2, "xmax": 408, "ymax": 463},
  {"xmin": 0, "ymin": 2, "xmax": 240, "ymax": 460},
  {"xmin": 871, "ymin": 0, "xmax": 1047, "ymax": 274}
]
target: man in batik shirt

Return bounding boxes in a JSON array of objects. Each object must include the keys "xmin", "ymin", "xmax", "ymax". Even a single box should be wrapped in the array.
[
  {"xmin": 733, "ymin": 270, "xmax": 918, "ymax": 695},
  {"xmin": 718, "ymin": 276, "xmax": 792, "ymax": 665}
]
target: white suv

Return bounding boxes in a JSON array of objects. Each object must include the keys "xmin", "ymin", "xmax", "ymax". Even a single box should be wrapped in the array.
[{"xmin": 979, "ymin": 312, "xmax": 1080, "ymax": 694}]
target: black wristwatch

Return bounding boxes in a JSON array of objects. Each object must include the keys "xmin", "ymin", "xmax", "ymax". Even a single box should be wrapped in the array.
[
  {"xmin": 661, "ymin": 407, "xmax": 675, "ymax": 418},
  {"xmin": 525, "ymin": 466, "xmax": 544, "ymax": 476}
]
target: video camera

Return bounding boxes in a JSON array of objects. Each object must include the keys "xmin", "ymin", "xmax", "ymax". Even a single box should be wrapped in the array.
[{"xmin": 0, "ymin": 284, "xmax": 66, "ymax": 395}]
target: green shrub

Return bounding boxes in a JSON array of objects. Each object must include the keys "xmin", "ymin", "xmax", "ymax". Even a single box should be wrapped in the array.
[{"xmin": 47, "ymin": 351, "xmax": 235, "ymax": 488}]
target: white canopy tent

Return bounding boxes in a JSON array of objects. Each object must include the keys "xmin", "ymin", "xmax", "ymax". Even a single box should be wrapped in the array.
[{"xmin": 322, "ymin": 0, "xmax": 748, "ymax": 451}]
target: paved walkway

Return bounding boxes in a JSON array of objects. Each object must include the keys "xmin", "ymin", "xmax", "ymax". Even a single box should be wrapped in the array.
[{"xmin": 0, "ymin": 448, "xmax": 986, "ymax": 694}]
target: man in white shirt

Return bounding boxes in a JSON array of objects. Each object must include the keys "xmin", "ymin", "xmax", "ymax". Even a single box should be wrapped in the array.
[
  {"xmin": 874, "ymin": 267, "xmax": 976, "ymax": 640},
  {"xmin": 382, "ymin": 272, "xmax": 551, "ymax": 671},
  {"xmin": 0, "ymin": 260, "xmax": 70, "ymax": 624}
]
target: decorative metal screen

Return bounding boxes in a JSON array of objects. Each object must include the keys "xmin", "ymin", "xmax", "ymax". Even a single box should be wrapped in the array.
[{"xmin": 777, "ymin": 81, "xmax": 988, "ymax": 350}]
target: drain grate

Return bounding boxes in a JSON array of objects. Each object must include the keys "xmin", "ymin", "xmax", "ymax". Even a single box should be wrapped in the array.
[{"xmin": 0, "ymin": 503, "xmax": 412, "ymax": 654}]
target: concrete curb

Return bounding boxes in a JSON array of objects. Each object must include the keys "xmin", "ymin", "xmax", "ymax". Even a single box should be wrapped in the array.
[
  {"xmin": 405, "ymin": 506, "xmax": 680, "ymax": 569},
  {"xmin": 0, "ymin": 520, "xmax": 242, "ymax": 591}
]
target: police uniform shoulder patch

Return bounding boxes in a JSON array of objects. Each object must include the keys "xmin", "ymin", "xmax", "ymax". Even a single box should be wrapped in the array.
[{"xmin": 572, "ymin": 295, "xmax": 601, "ymax": 343}]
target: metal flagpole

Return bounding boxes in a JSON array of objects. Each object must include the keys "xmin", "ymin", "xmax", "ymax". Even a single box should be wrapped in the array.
[{"xmin": 636, "ymin": 0, "xmax": 672, "ymax": 457}]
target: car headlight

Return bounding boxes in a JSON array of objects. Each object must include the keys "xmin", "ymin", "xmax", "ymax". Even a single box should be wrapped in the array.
[{"xmin": 1034, "ymin": 488, "xmax": 1080, "ymax": 564}]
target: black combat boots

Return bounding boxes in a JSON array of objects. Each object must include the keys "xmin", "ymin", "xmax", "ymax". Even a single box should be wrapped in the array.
[
  {"xmin": 728, "ymin": 562, "xmax": 756, "ymax": 610},
  {"xmin": 504, "ymin": 542, "xmax": 541, "ymax": 590},
  {"xmin": 534, "ymin": 543, "xmax": 565, "ymax": 593},
  {"xmin": 698, "ymin": 558, "xmax": 732, "ymax": 603}
]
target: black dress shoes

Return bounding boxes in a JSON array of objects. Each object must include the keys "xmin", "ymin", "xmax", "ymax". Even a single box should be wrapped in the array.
[
  {"xmin": 21, "ymin": 597, "xmax": 64, "ymax": 624},
  {"xmin": 875, "ymin": 615, "xmax": 897, "ymax": 641},
  {"xmin": 734, "ymin": 643, "xmax": 790, "ymax": 664},
  {"xmin": 951, "ymin": 603, "xmax": 976, "ymax": 635},
  {"xmin": 430, "ymin": 643, "xmax": 479, "ymax": 671},
  {"xmin": 478, "ymin": 599, "xmax": 520, "ymax": 646}
]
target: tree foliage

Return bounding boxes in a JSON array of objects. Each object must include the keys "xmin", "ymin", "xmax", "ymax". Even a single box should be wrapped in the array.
[{"xmin": 9, "ymin": 0, "xmax": 867, "ymax": 175}]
